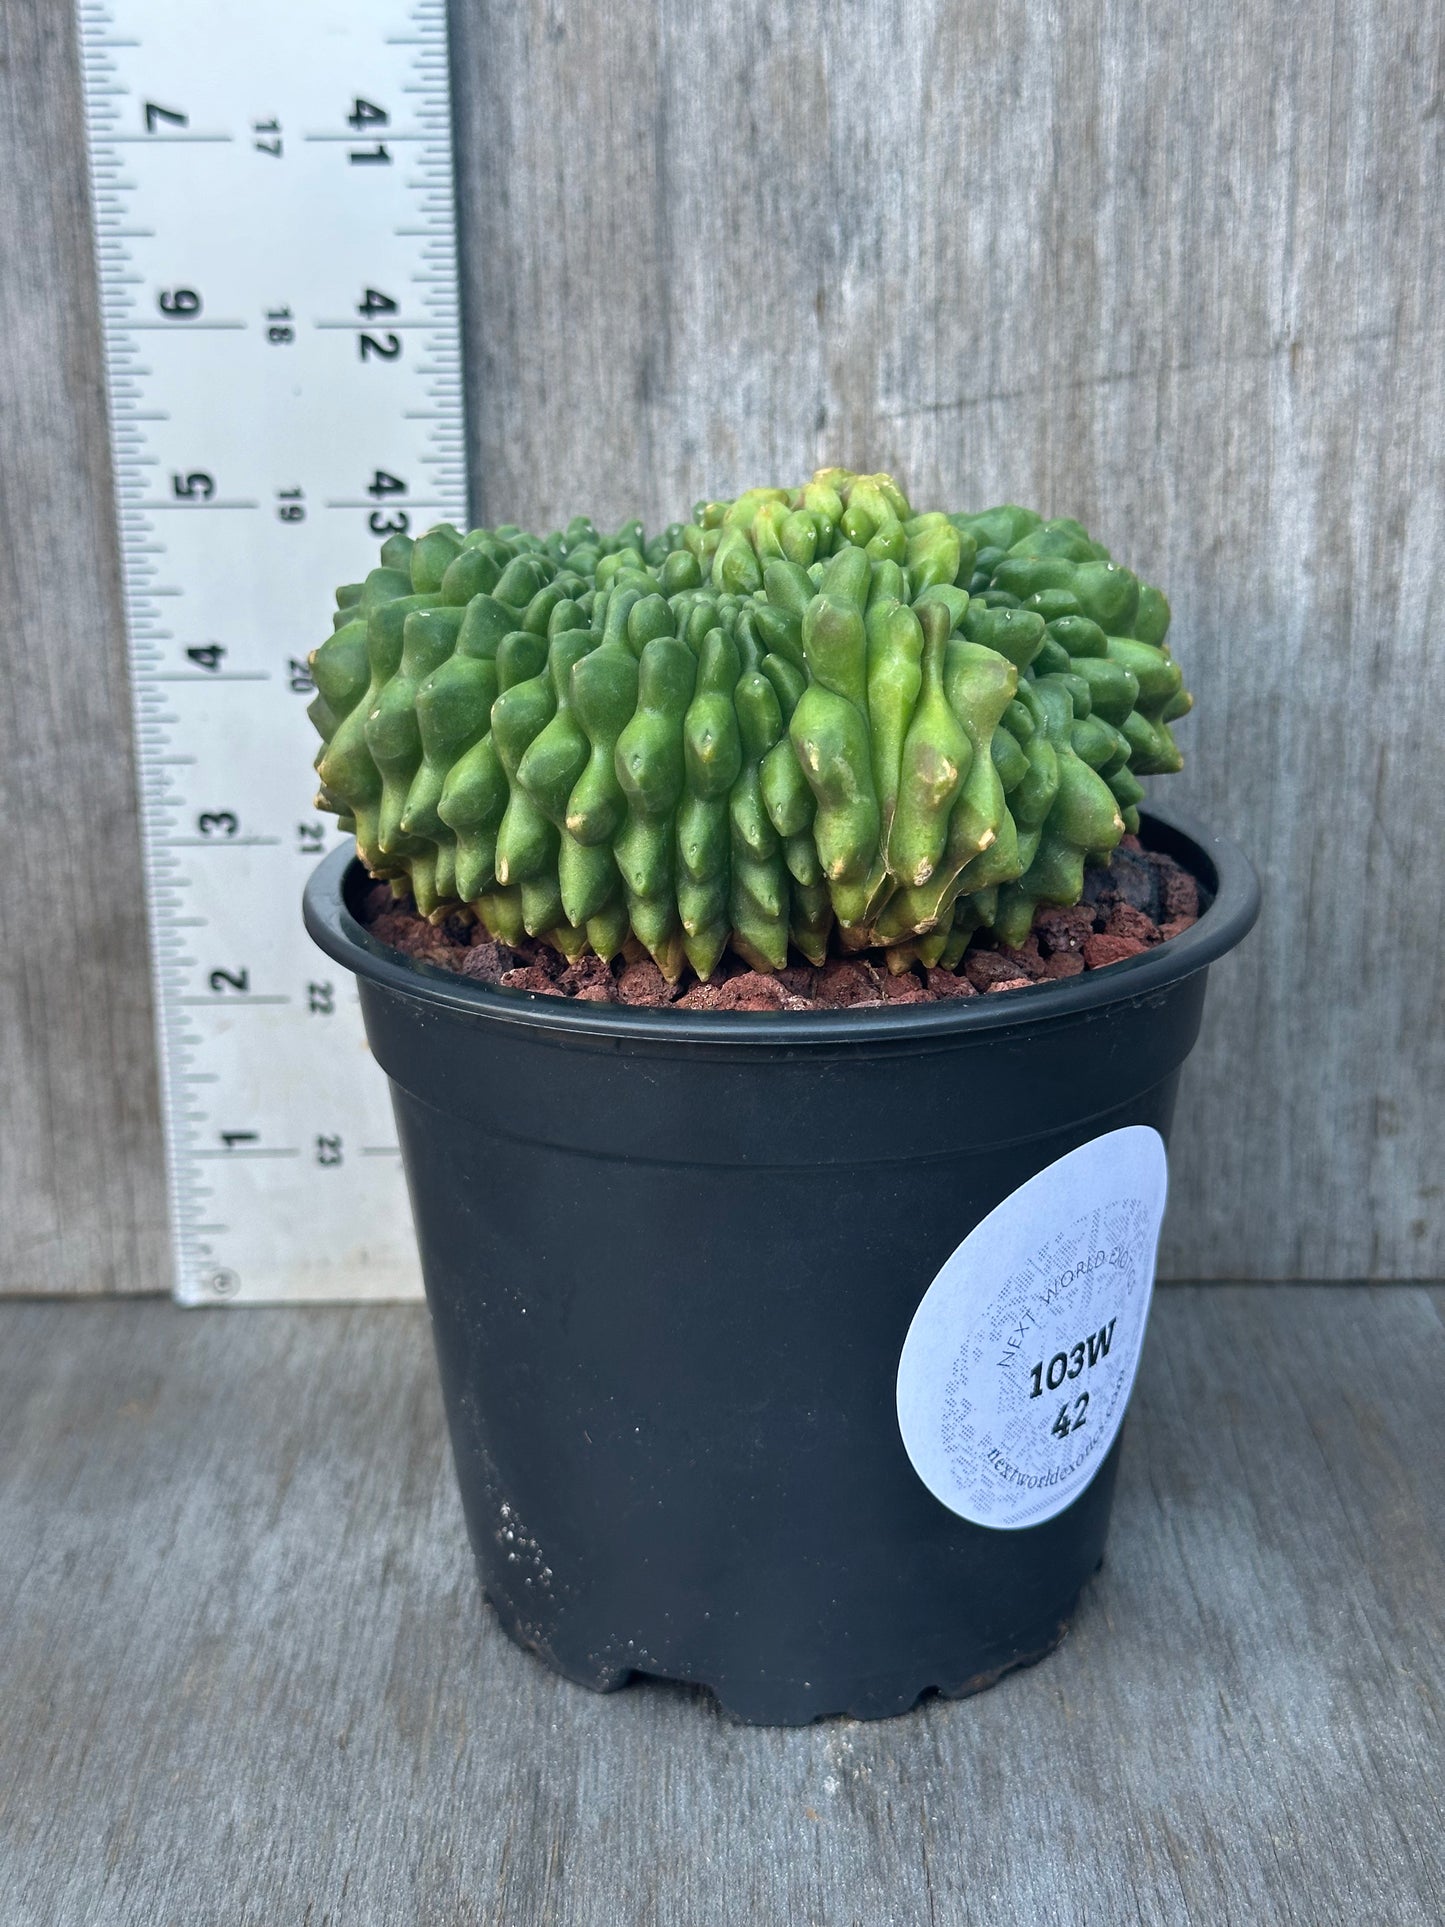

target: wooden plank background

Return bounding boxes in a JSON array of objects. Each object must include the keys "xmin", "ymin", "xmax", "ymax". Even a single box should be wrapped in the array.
[{"xmin": 2, "ymin": 0, "xmax": 1440, "ymax": 1293}]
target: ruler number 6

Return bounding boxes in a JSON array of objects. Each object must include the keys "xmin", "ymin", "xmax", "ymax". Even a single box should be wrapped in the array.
[
  {"xmin": 158, "ymin": 288, "xmax": 202, "ymax": 319},
  {"xmin": 173, "ymin": 471, "xmax": 214, "ymax": 501}
]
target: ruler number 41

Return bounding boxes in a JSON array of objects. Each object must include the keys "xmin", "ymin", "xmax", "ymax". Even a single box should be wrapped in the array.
[{"xmin": 349, "ymin": 97, "xmax": 391, "ymax": 167}]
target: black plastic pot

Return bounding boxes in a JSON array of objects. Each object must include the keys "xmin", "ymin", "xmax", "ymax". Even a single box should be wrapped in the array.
[{"xmin": 304, "ymin": 804, "xmax": 1258, "ymax": 1724}]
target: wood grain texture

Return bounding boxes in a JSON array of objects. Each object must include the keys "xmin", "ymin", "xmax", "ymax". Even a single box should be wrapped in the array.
[
  {"xmin": 1, "ymin": 0, "xmax": 1440, "ymax": 1289},
  {"xmin": 448, "ymin": 0, "xmax": 1445, "ymax": 1279},
  {"xmin": 0, "ymin": 0, "xmax": 168, "ymax": 1294},
  {"xmin": 1, "ymin": 1289, "xmax": 1442, "ymax": 1924}
]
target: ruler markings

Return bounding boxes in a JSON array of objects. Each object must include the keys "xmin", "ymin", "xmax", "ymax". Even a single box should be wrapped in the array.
[{"xmin": 81, "ymin": 0, "xmax": 462, "ymax": 1305}]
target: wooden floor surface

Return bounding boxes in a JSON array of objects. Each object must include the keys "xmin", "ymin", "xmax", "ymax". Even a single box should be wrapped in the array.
[{"xmin": 1, "ymin": 1287, "xmax": 1441, "ymax": 1926}]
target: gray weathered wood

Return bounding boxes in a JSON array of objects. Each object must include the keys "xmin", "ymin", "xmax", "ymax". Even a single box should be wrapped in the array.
[
  {"xmin": 1, "ymin": 1288, "xmax": 1442, "ymax": 1924},
  {"xmin": 1, "ymin": 0, "xmax": 1441, "ymax": 1287},
  {"xmin": 0, "ymin": 0, "xmax": 167, "ymax": 1294}
]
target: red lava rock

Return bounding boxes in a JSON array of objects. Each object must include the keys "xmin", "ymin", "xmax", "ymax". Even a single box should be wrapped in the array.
[
  {"xmin": 559, "ymin": 955, "xmax": 616, "ymax": 1000},
  {"xmin": 713, "ymin": 971, "xmax": 790, "ymax": 1011},
  {"xmin": 673, "ymin": 982, "xmax": 725, "ymax": 1011},
  {"xmin": 1162, "ymin": 867, "xmax": 1200, "ymax": 921},
  {"xmin": 499, "ymin": 964, "xmax": 566, "ymax": 996},
  {"xmin": 1104, "ymin": 904, "xmax": 1161, "ymax": 947},
  {"xmin": 1118, "ymin": 833, "xmax": 1145, "ymax": 854},
  {"xmin": 774, "ymin": 965, "xmax": 818, "ymax": 998},
  {"xmin": 927, "ymin": 968, "xmax": 976, "ymax": 999},
  {"xmin": 616, "ymin": 961, "xmax": 678, "ymax": 1005},
  {"xmin": 965, "ymin": 951, "xmax": 1030, "ymax": 991},
  {"xmin": 515, "ymin": 939, "xmax": 566, "ymax": 980},
  {"xmin": 458, "ymin": 939, "xmax": 514, "ymax": 983},
  {"xmin": 1081, "ymin": 933, "xmax": 1149, "ymax": 970},
  {"xmin": 359, "ymin": 842, "xmax": 1204, "ymax": 1009},
  {"xmin": 815, "ymin": 960, "xmax": 881, "ymax": 1007},
  {"xmin": 1040, "ymin": 951, "xmax": 1086, "ymax": 980},
  {"xmin": 1034, "ymin": 906, "xmax": 1097, "ymax": 956},
  {"xmin": 880, "ymin": 970, "xmax": 929, "ymax": 1003},
  {"xmin": 391, "ymin": 924, "xmax": 459, "ymax": 966},
  {"xmin": 996, "ymin": 937, "xmax": 1047, "ymax": 980}
]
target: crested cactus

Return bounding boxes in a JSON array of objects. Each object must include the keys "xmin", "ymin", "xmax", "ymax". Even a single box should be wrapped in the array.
[{"xmin": 309, "ymin": 471, "xmax": 1192, "ymax": 978}]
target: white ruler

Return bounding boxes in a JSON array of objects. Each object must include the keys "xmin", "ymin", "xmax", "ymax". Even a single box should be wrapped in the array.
[{"xmin": 78, "ymin": 0, "xmax": 467, "ymax": 1302}]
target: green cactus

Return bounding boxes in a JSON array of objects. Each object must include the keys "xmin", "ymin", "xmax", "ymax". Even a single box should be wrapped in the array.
[{"xmin": 309, "ymin": 470, "xmax": 1191, "ymax": 980}]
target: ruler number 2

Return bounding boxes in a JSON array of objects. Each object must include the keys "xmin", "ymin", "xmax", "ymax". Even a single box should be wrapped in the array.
[{"xmin": 315, "ymin": 1134, "xmax": 344, "ymax": 1166}]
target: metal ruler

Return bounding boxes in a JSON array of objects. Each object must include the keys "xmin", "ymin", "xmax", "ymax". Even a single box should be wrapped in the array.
[{"xmin": 79, "ymin": 0, "xmax": 467, "ymax": 1302}]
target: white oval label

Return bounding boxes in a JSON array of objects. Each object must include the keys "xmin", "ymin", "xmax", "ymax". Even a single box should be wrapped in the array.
[{"xmin": 896, "ymin": 1126, "xmax": 1168, "ymax": 1531}]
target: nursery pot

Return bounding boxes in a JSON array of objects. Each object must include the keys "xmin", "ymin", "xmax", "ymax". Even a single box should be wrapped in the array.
[{"xmin": 304, "ymin": 803, "xmax": 1258, "ymax": 1724}]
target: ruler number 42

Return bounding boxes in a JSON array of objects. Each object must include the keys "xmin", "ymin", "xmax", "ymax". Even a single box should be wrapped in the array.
[{"xmin": 356, "ymin": 287, "xmax": 401, "ymax": 368}]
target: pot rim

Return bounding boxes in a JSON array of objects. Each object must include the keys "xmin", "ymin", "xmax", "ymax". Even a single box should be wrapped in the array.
[{"xmin": 302, "ymin": 801, "xmax": 1260, "ymax": 1047}]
